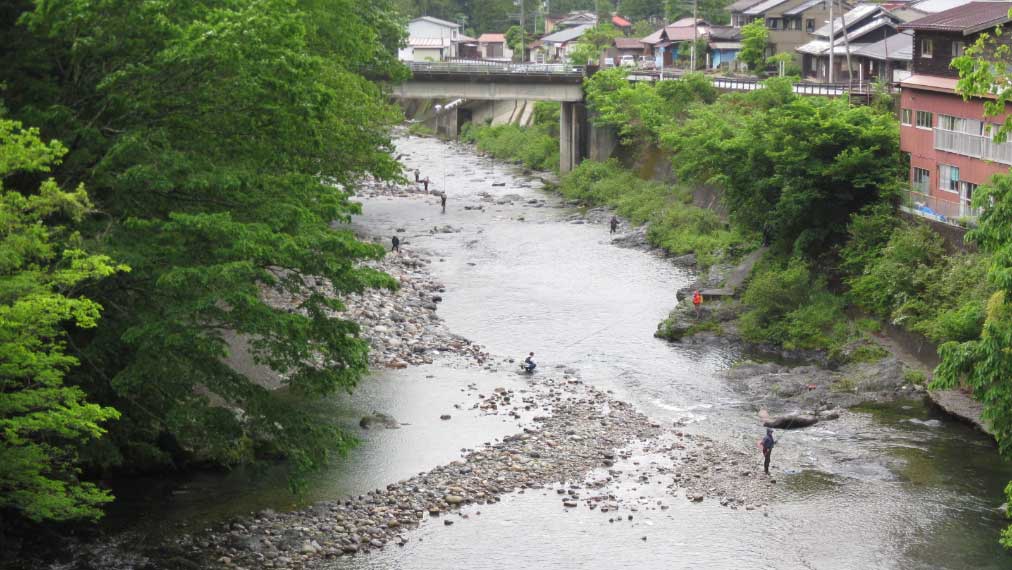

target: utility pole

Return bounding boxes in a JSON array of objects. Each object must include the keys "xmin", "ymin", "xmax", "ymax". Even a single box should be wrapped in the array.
[
  {"xmin": 839, "ymin": 0, "xmax": 853, "ymax": 91},
  {"xmin": 691, "ymin": 0, "xmax": 699, "ymax": 70},
  {"xmin": 520, "ymin": 0, "xmax": 526, "ymax": 62},
  {"xmin": 828, "ymin": 0, "xmax": 835, "ymax": 83}
]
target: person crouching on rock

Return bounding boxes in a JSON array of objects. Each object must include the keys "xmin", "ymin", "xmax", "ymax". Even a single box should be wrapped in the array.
[
  {"xmin": 522, "ymin": 352, "xmax": 536, "ymax": 373},
  {"xmin": 760, "ymin": 428, "xmax": 775, "ymax": 475}
]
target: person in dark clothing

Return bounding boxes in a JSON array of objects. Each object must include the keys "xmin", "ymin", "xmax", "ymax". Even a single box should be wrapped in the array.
[
  {"xmin": 423, "ymin": 177, "xmax": 430, "ymax": 193},
  {"xmin": 761, "ymin": 428, "xmax": 775, "ymax": 475},
  {"xmin": 414, "ymin": 169, "xmax": 420, "ymax": 182},
  {"xmin": 609, "ymin": 216, "xmax": 619, "ymax": 234},
  {"xmin": 391, "ymin": 235, "xmax": 400, "ymax": 254},
  {"xmin": 440, "ymin": 192, "xmax": 447, "ymax": 213},
  {"xmin": 522, "ymin": 352, "xmax": 536, "ymax": 373}
]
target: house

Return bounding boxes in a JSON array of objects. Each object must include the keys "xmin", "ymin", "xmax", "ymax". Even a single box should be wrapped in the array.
[
  {"xmin": 642, "ymin": 19, "xmax": 711, "ymax": 68},
  {"xmin": 730, "ymin": 0, "xmax": 767, "ymax": 27},
  {"xmin": 606, "ymin": 37, "xmax": 648, "ymax": 63},
  {"xmin": 708, "ymin": 26, "xmax": 743, "ymax": 69},
  {"xmin": 478, "ymin": 33, "xmax": 513, "ymax": 61},
  {"xmin": 849, "ymin": 31, "xmax": 914, "ymax": 83},
  {"xmin": 736, "ymin": 0, "xmax": 846, "ymax": 63},
  {"xmin": 795, "ymin": 4, "xmax": 903, "ymax": 81},
  {"xmin": 400, "ymin": 16, "xmax": 462, "ymax": 61},
  {"xmin": 539, "ymin": 23, "xmax": 595, "ymax": 62},
  {"xmin": 898, "ymin": 2, "xmax": 1012, "ymax": 222},
  {"xmin": 545, "ymin": 11, "xmax": 597, "ymax": 34}
]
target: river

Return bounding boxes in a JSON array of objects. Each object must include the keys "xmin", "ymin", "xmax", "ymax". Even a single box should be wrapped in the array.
[{"xmin": 87, "ymin": 134, "xmax": 1012, "ymax": 569}]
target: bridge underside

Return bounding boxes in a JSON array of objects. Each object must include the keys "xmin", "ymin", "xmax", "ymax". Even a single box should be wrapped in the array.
[{"xmin": 392, "ymin": 80, "xmax": 584, "ymax": 103}]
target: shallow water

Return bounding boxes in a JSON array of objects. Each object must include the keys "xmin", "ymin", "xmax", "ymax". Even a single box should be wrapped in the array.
[{"xmin": 99, "ymin": 135, "xmax": 1012, "ymax": 569}]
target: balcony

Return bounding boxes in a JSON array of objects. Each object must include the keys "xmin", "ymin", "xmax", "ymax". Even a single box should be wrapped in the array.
[
  {"xmin": 901, "ymin": 190, "xmax": 979, "ymax": 227},
  {"xmin": 934, "ymin": 127, "xmax": 1012, "ymax": 165}
]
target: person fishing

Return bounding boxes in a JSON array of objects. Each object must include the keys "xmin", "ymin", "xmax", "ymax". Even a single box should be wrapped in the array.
[
  {"xmin": 391, "ymin": 235, "xmax": 400, "ymax": 254},
  {"xmin": 609, "ymin": 216, "xmax": 619, "ymax": 234},
  {"xmin": 522, "ymin": 352, "xmax": 536, "ymax": 373},
  {"xmin": 760, "ymin": 428, "xmax": 776, "ymax": 475},
  {"xmin": 440, "ymin": 192, "xmax": 447, "ymax": 213},
  {"xmin": 423, "ymin": 177, "xmax": 430, "ymax": 193},
  {"xmin": 692, "ymin": 290, "xmax": 703, "ymax": 319},
  {"xmin": 414, "ymin": 168, "xmax": 420, "ymax": 182}
]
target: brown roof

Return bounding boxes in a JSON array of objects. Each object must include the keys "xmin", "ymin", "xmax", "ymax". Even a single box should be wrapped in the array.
[
  {"xmin": 899, "ymin": 1, "xmax": 1012, "ymax": 33},
  {"xmin": 478, "ymin": 33, "xmax": 506, "ymax": 43},
  {"xmin": 614, "ymin": 37, "xmax": 646, "ymax": 49}
]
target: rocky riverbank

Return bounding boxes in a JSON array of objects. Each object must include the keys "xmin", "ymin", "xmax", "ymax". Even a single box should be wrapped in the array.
[
  {"xmin": 164, "ymin": 181, "xmax": 778, "ymax": 570},
  {"xmin": 180, "ymin": 371, "xmax": 775, "ymax": 570}
]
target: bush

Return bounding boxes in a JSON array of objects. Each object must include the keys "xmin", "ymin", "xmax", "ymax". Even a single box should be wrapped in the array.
[
  {"xmin": 559, "ymin": 160, "xmax": 746, "ymax": 266},
  {"xmin": 466, "ymin": 123, "xmax": 559, "ymax": 172},
  {"xmin": 739, "ymin": 260, "xmax": 848, "ymax": 350}
]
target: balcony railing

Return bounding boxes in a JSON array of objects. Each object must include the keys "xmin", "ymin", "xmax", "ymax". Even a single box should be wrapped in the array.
[
  {"xmin": 901, "ymin": 190, "xmax": 979, "ymax": 226},
  {"xmin": 934, "ymin": 127, "xmax": 1012, "ymax": 165}
]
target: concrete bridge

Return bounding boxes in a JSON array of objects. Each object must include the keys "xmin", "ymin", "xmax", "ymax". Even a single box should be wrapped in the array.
[
  {"xmin": 393, "ymin": 62, "xmax": 878, "ymax": 172},
  {"xmin": 393, "ymin": 62, "xmax": 607, "ymax": 173}
]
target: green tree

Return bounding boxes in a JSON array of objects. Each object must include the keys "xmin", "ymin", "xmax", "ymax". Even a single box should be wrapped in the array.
[
  {"xmin": 934, "ymin": 173, "xmax": 1012, "ymax": 547},
  {"xmin": 506, "ymin": 25, "xmax": 528, "ymax": 61},
  {"xmin": 668, "ymin": 86, "xmax": 901, "ymax": 257},
  {"xmin": 0, "ymin": 119, "xmax": 124, "ymax": 522},
  {"xmin": 567, "ymin": 24, "xmax": 620, "ymax": 65},
  {"xmin": 739, "ymin": 21, "xmax": 769, "ymax": 74},
  {"xmin": 1, "ymin": 0, "xmax": 405, "ymax": 484}
]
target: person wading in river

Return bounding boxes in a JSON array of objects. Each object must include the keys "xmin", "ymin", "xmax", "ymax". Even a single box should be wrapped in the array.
[
  {"xmin": 414, "ymin": 168, "xmax": 420, "ymax": 182},
  {"xmin": 391, "ymin": 235, "xmax": 400, "ymax": 254},
  {"xmin": 692, "ymin": 290, "xmax": 703, "ymax": 319},
  {"xmin": 609, "ymin": 216, "xmax": 619, "ymax": 234},
  {"xmin": 423, "ymin": 177, "xmax": 430, "ymax": 193},
  {"xmin": 440, "ymin": 192, "xmax": 447, "ymax": 213},
  {"xmin": 760, "ymin": 428, "xmax": 775, "ymax": 475}
]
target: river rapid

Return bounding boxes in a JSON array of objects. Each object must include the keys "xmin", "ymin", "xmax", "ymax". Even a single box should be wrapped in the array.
[{"xmin": 64, "ymin": 134, "xmax": 1012, "ymax": 569}]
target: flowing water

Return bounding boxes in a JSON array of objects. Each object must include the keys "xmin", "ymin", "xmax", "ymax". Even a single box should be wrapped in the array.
[{"xmin": 95, "ymin": 135, "xmax": 1012, "ymax": 569}]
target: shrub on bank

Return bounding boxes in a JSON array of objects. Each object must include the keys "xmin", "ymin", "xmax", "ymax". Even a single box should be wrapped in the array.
[
  {"xmin": 460, "ymin": 121, "xmax": 559, "ymax": 172},
  {"xmin": 559, "ymin": 160, "xmax": 746, "ymax": 266}
]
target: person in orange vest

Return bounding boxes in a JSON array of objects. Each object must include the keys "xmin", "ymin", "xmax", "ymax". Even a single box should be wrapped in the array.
[{"xmin": 692, "ymin": 290, "xmax": 703, "ymax": 319}]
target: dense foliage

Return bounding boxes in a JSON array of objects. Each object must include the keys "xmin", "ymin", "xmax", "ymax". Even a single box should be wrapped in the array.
[
  {"xmin": 459, "ymin": 102, "xmax": 560, "ymax": 171},
  {"xmin": 738, "ymin": 21, "xmax": 769, "ymax": 73},
  {"xmin": 0, "ymin": 120, "xmax": 124, "ymax": 523},
  {"xmin": 669, "ymin": 82, "xmax": 902, "ymax": 258},
  {"xmin": 1, "ymin": 0, "xmax": 406, "ymax": 528}
]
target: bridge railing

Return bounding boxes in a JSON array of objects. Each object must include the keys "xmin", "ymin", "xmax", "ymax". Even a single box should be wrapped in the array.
[{"xmin": 407, "ymin": 60, "xmax": 585, "ymax": 77}]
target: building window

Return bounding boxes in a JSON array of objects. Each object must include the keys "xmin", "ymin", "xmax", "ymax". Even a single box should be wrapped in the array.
[
  {"xmin": 961, "ymin": 181, "xmax": 978, "ymax": 211},
  {"xmin": 952, "ymin": 41, "xmax": 965, "ymax": 57},
  {"xmin": 766, "ymin": 18, "xmax": 780, "ymax": 29},
  {"xmin": 921, "ymin": 39, "xmax": 933, "ymax": 58},
  {"xmin": 809, "ymin": 55, "xmax": 817, "ymax": 72},
  {"xmin": 912, "ymin": 167, "xmax": 930, "ymax": 194},
  {"xmin": 916, "ymin": 110, "xmax": 933, "ymax": 129},
  {"xmin": 901, "ymin": 109, "xmax": 912, "ymax": 125},
  {"xmin": 487, "ymin": 43, "xmax": 503, "ymax": 58},
  {"xmin": 787, "ymin": 18, "xmax": 800, "ymax": 30},
  {"xmin": 939, "ymin": 164, "xmax": 959, "ymax": 193},
  {"xmin": 807, "ymin": 18, "xmax": 815, "ymax": 32}
]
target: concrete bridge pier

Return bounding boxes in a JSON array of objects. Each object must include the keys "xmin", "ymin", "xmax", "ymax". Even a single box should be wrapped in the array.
[
  {"xmin": 434, "ymin": 105, "xmax": 460, "ymax": 139},
  {"xmin": 560, "ymin": 102, "xmax": 587, "ymax": 174}
]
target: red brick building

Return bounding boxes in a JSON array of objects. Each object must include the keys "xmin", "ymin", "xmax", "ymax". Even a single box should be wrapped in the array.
[{"xmin": 898, "ymin": 2, "xmax": 1012, "ymax": 222}]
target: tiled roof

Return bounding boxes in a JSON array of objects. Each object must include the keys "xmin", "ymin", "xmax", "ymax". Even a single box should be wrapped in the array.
[
  {"xmin": 614, "ymin": 37, "xmax": 646, "ymax": 49},
  {"xmin": 744, "ymin": 0, "xmax": 791, "ymax": 15},
  {"xmin": 709, "ymin": 25, "xmax": 742, "ymax": 40},
  {"xmin": 851, "ymin": 30, "xmax": 914, "ymax": 59},
  {"xmin": 641, "ymin": 27, "xmax": 666, "ymax": 44},
  {"xmin": 813, "ymin": 4, "xmax": 885, "ymax": 36},
  {"xmin": 907, "ymin": 0, "xmax": 975, "ymax": 13},
  {"xmin": 612, "ymin": 15, "xmax": 633, "ymax": 27},
  {"xmin": 541, "ymin": 23, "xmax": 594, "ymax": 43},
  {"xmin": 478, "ymin": 33, "xmax": 506, "ymax": 42},
  {"xmin": 664, "ymin": 25, "xmax": 707, "ymax": 41},
  {"xmin": 728, "ymin": 0, "xmax": 766, "ymax": 12},
  {"xmin": 784, "ymin": 0, "xmax": 826, "ymax": 16},
  {"xmin": 899, "ymin": 1, "xmax": 1012, "ymax": 32},
  {"xmin": 411, "ymin": 16, "xmax": 460, "ymax": 29}
]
